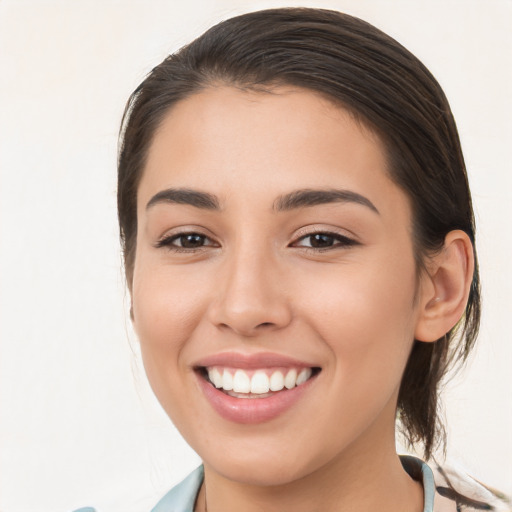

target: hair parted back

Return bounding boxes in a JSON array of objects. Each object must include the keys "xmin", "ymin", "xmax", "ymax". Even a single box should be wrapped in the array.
[{"xmin": 118, "ymin": 7, "xmax": 480, "ymax": 460}]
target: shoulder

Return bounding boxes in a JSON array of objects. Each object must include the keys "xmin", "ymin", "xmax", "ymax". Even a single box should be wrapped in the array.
[
  {"xmin": 150, "ymin": 465, "xmax": 204, "ymax": 512},
  {"xmin": 432, "ymin": 462, "xmax": 511, "ymax": 512},
  {"xmin": 70, "ymin": 467, "xmax": 204, "ymax": 512}
]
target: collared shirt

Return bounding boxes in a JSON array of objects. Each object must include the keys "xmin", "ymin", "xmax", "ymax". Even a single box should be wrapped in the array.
[
  {"xmin": 74, "ymin": 456, "xmax": 511, "ymax": 512},
  {"xmin": 149, "ymin": 456, "xmax": 449, "ymax": 512}
]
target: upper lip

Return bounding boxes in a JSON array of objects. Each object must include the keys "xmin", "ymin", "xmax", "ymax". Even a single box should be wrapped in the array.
[{"xmin": 192, "ymin": 351, "xmax": 320, "ymax": 370}]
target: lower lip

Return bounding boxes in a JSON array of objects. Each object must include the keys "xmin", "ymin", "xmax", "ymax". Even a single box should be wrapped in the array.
[{"xmin": 196, "ymin": 371, "xmax": 317, "ymax": 424}]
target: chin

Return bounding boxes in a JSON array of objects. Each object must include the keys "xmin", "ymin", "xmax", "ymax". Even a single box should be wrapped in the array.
[
  {"xmin": 206, "ymin": 451, "xmax": 317, "ymax": 487},
  {"xmin": 193, "ymin": 426, "xmax": 350, "ymax": 488}
]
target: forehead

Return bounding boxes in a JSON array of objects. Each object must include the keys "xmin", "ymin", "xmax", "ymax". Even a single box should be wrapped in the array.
[{"xmin": 139, "ymin": 86, "xmax": 409, "ymax": 221}]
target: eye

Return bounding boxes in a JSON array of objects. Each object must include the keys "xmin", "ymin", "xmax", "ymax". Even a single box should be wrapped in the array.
[
  {"xmin": 156, "ymin": 232, "xmax": 217, "ymax": 251},
  {"xmin": 292, "ymin": 231, "xmax": 358, "ymax": 250}
]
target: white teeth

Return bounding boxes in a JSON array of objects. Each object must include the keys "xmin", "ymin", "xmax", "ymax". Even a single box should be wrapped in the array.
[
  {"xmin": 284, "ymin": 369, "xmax": 297, "ymax": 389},
  {"xmin": 210, "ymin": 367, "xmax": 223, "ymax": 388},
  {"xmin": 250, "ymin": 371, "xmax": 270, "ymax": 394},
  {"xmin": 269, "ymin": 371, "xmax": 285, "ymax": 391},
  {"xmin": 222, "ymin": 369, "xmax": 233, "ymax": 391},
  {"xmin": 296, "ymin": 368, "xmax": 312, "ymax": 386},
  {"xmin": 207, "ymin": 367, "xmax": 314, "ymax": 394},
  {"xmin": 233, "ymin": 369, "xmax": 251, "ymax": 393}
]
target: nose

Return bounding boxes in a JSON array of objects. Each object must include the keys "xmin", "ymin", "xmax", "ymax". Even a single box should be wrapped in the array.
[{"xmin": 207, "ymin": 247, "xmax": 293, "ymax": 337}]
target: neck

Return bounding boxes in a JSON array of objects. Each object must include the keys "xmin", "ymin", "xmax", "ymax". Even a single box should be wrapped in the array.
[{"xmin": 197, "ymin": 419, "xmax": 424, "ymax": 512}]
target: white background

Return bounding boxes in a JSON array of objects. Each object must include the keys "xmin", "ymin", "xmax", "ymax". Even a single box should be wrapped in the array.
[{"xmin": 0, "ymin": 1, "xmax": 511, "ymax": 511}]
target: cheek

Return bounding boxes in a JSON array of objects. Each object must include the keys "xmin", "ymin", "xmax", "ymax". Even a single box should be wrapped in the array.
[
  {"xmin": 130, "ymin": 260, "xmax": 208, "ymax": 395},
  {"xmin": 132, "ymin": 254, "xmax": 207, "ymax": 338},
  {"xmin": 300, "ymin": 254, "xmax": 418, "ymax": 382}
]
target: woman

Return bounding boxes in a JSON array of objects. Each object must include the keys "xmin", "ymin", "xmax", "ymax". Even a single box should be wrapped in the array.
[{"xmin": 113, "ymin": 7, "xmax": 509, "ymax": 512}]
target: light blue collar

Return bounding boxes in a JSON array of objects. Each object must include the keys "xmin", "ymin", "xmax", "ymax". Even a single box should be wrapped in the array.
[
  {"xmin": 400, "ymin": 455, "xmax": 435, "ymax": 512},
  {"xmin": 151, "ymin": 465, "xmax": 204, "ymax": 512}
]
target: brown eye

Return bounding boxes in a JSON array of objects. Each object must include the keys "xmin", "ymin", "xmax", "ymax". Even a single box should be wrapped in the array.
[
  {"xmin": 177, "ymin": 234, "xmax": 207, "ymax": 248},
  {"xmin": 293, "ymin": 232, "xmax": 358, "ymax": 250},
  {"xmin": 156, "ymin": 232, "xmax": 217, "ymax": 251},
  {"xmin": 309, "ymin": 233, "xmax": 336, "ymax": 248}
]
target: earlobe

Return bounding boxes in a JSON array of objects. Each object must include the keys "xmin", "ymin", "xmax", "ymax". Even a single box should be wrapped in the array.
[{"xmin": 414, "ymin": 230, "xmax": 474, "ymax": 342}]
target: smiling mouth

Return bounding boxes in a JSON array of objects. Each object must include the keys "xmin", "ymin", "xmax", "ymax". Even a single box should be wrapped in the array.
[{"xmin": 198, "ymin": 366, "xmax": 321, "ymax": 399}]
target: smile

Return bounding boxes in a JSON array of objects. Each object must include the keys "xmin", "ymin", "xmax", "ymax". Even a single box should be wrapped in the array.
[
  {"xmin": 193, "ymin": 353, "xmax": 321, "ymax": 423},
  {"xmin": 205, "ymin": 366, "xmax": 315, "ymax": 397}
]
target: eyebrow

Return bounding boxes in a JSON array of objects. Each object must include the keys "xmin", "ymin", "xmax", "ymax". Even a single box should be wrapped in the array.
[
  {"xmin": 146, "ymin": 188, "xmax": 220, "ymax": 211},
  {"xmin": 145, "ymin": 187, "xmax": 379, "ymax": 215},
  {"xmin": 273, "ymin": 188, "xmax": 379, "ymax": 214}
]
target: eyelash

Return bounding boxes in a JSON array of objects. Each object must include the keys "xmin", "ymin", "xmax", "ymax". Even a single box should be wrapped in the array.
[
  {"xmin": 291, "ymin": 231, "xmax": 359, "ymax": 252},
  {"xmin": 156, "ymin": 230, "xmax": 359, "ymax": 254},
  {"xmin": 155, "ymin": 232, "xmax": 218, "ymax": 252}
]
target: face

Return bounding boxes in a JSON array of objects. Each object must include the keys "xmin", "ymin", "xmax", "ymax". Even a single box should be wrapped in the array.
[{"xmin": 132, "ymin": 86, "xmax": 425, "ymax": 485}]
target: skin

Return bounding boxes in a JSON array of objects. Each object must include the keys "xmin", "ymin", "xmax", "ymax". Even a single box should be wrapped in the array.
[{"xmin": 131, "ymin": 86, "xmax": 473, "ymax": 512}]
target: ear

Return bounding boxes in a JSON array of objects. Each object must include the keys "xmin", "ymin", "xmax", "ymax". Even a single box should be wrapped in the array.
[{"xmin": 414, "ymin": 230, "xmax": 474, "ymax": 342}]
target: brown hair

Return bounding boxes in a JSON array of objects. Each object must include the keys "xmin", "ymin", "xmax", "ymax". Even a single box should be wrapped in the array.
[{"xmin": 118, "ymin": 7, "xmax": 480, "ymax": 459}]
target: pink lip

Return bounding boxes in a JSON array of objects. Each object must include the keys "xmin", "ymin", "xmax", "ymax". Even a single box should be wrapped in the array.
[
  {"xmin": 193, "ymin": 352, "xmax": 320, "ymax": 424},
  {"xmin": 193, "ymin": 351, "xmax": 318, "ymax": 370}
]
